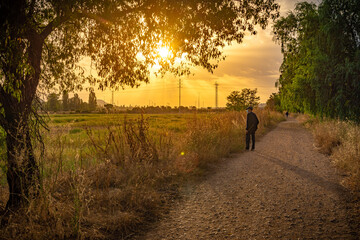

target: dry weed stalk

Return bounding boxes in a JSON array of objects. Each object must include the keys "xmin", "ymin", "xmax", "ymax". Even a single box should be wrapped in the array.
[{"xmin": 123, "ymin": 115, "xmax": 158, "ymax": 163}]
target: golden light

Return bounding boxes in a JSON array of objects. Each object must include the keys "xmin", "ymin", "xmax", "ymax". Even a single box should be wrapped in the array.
[
  {"xmin": 159, "ymin": 46, "xmax": 170, "ymax": 59},
  {"xmin": 151, "ymin": 42, "xmax": 173, "ymax": 70}
]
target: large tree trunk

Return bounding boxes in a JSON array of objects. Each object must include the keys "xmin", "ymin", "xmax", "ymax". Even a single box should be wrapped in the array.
[
  {"xmin": 1, "ymin": 32, "xmax": 44, "ymax": 211},
  {"xmin": 5, "ymin": 116, "xmax": 40, "ymax": 210}
]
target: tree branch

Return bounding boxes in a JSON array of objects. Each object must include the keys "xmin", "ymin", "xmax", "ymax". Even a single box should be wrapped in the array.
[
  {"xmin": 40, "ymin": 15, "xmax": 68, "ymax": 40},
  {"xmin": 40, "ymin": 1, "xmax": 150, "ymax": 40}
]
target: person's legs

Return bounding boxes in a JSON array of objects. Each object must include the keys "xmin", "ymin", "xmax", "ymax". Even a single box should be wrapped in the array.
[
  {"xmin": 251, "ymin": 133, "xmax": 255, "ymax": 150},
  {"xmin": 246, "ymin": 132, "xmax": 250, "ymax": 150}
]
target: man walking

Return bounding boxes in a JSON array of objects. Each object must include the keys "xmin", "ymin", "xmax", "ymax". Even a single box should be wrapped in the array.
[{"xmin": 246, "ymin": 106, "xmax": 259, "ymax": 151}]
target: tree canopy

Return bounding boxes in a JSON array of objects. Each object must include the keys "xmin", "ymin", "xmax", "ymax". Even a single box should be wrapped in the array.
[
  {"xmin": 1, "ymin": 0, "xmax": 280, "ymax": 95},
  {"xmin": 273, "ymin": 0, "xmax": 360, "ymax": 121},
  {"xmin": 226, "ymin": 88, "xmax": 260, "ymax": 111}
]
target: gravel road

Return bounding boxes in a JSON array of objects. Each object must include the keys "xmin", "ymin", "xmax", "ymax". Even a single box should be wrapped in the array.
[{"xmin": 136, "ymin": 119, "xmax": 360, "ymax": 239}]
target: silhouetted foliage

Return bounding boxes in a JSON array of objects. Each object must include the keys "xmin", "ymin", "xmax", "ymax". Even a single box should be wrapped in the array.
[
  {"xmin": 226, "ymin": 88, "xmax": 260, "ymax": 111},
  {"xmin": 46, "ymin": 93, "xmax": 60, "ymax": 112},
  {"xmin": 62, "ymin": 90, "xmax": 69, "ymax": 111},
  {"xmin": 88, "ymin": 90, "xmax": 97, "ymax": 112}
]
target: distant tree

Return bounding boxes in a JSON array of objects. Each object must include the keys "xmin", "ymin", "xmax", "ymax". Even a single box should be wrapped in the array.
[
  {"xmin": 62, "ymin": 91, "xmax": 69, "ymax": 111},
  {"xmin": 0, "ymin": 0, "xmax": 279, "ymax": 210},
  {"xmin": 88, "ymin": 90, "xmax": 97, "ymax": 112},
  {"xmin": 47, "ymin": 93, "xmax": 60, "ymax": 112},
  {"xmin": 226, "ymin": 88, "xmax": 260, "ymax": 111},
  {"xmin": 104, "ymin": 104, "xmax": 113, "ymax": 113},
  {"xmin": 80, "ymin": 101, "xmax": 89, "ymax": 112},
  {"xmin": 266, "ymin": 93, "xmax": 281, "ymax": 111},
  {"xmin": 69, "ymin": 93, "xmax": 82, "ymax": 111}
]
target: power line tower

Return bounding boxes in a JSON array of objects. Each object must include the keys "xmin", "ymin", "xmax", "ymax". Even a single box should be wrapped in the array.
[{"xmin": 215, "ymin": 81, "xmax": 219, "ymax": 109}]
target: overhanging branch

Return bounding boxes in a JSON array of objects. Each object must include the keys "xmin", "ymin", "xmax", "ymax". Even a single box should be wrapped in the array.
[
  {"xmin": 40, "ymin": 2, "xmax": 150, "ymax": 39},
  {"xmin": 40, "ymin": 15, "xmax": 68, "ymax": 39}
]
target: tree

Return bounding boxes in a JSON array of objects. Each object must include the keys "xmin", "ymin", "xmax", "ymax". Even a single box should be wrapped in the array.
[
  {"xmin": 273, "ymin": 2, "xmax": 319, "ymax": 114},
  {"xmin": 88, "ymin": 90, "xmax": 97, "ymax": 112},
  {"xmin": 226, "ymin": 88, "xmax": 260, "ymax": 111},
  {"xmin": 266, "ymin": 93, "xmax": 281, "ymax": 111},
  {"xmin": 273, "ymin": 0, "xmax": 360, "ymax": 120},
  {"xmin": 0, "ymin": 0, "xmax": 279, "ymax": 209},
  {"xmin": 46, "ymin": 93, "xmax": 60, "ymax": 112},
  {"xmin": 68, "ymin": 93, "xmax": 82, "ymax": 111},
  {"xmin": 62, "ymin": 90, "xmax": 69, "ymax": 111}
]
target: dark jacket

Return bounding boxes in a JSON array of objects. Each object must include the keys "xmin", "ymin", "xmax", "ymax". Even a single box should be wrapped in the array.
[{"xmin": 246, "ymin": 112, "xmax": 259, "ymax": 133}]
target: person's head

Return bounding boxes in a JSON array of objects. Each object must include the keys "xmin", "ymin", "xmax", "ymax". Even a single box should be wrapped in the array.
[{"xmin": 246, "ymin": 106, "xmax": 253, "ymax": 113}]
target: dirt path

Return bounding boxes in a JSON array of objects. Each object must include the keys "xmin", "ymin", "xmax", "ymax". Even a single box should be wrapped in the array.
[{"xmin": 136, "ymin": 119, "xmax": 360, "ymax": 239}]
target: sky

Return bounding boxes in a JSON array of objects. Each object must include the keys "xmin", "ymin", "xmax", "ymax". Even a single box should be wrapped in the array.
[{"xmin": 77, "ymin": 0, "xmax": 318, "ymax": 108}]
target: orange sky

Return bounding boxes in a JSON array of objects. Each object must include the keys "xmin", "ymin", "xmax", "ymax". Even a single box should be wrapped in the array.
[{"xmin": 77, "ymin": 0, "xmax": 317, "ymax": 108}]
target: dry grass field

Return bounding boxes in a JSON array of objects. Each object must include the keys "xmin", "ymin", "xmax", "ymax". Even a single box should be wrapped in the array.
[{"xmin": 0, "ymin": 110, "xmax": 284, "ymax": 239}]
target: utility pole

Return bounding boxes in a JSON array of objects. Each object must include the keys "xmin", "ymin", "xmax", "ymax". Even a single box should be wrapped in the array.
[
  {"xmin": 215, "ymin": 81, "xmax": 219, "ymax": 109},
  {"xmin": 179, "ymin": 79, "xmax": 182, "ymax": 110}
]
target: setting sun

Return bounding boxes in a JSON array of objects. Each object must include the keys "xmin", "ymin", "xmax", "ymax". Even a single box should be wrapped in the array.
[{"xmin": 158, "ymin": 46, "xmax": 170, "ymax": 59}]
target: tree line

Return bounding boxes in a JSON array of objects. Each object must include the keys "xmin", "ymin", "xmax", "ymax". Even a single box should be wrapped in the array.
[
  {"xmin": 272, "ymin": 0, "xmax": 360, "ymax": 121},
  {"xmin": 45, "ymin": 90, "xmax": 97, "ymax": 112}
]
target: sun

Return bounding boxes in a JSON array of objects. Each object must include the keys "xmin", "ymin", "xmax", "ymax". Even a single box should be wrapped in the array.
[{"xmin": 158, "ymin": 46, "xmax": 170, "ymax": 59}]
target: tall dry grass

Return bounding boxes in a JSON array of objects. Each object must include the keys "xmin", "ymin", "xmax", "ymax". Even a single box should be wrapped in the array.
[
  {"xmin": 0, "ymin": 110, "xmax": 284, "ymax": 239},
  {"xmin": 305, "ymin": 118, "xmax": 360, "ymax": 191}
]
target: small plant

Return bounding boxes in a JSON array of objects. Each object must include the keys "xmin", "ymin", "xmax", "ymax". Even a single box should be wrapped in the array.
[{"xmin": 123, "ymin": 114, "xmax": 158, "ymax": 163}]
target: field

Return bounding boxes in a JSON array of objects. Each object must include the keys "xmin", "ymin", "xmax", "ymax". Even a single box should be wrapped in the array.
[{"xmin": 0, "ymin": 110, "xmax": 284, "ymax": 239}]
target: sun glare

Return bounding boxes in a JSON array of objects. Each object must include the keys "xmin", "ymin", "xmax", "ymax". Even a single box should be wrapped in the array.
[{"xmin": 159, "ymin": 46, "xmax": 170, "ymax": 59}]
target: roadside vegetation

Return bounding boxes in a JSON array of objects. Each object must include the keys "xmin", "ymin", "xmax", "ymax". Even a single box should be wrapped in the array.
[
  {"xmin": 0, "ymin": 110, "xmax": 283, "ymax": 239},
  {"xmin": 270, "ymin": 0, "xmax": 360, "ymax": 194},
  {"xmin": 298, "ymin": 115, "xmax": 360, "ymax": 191}
]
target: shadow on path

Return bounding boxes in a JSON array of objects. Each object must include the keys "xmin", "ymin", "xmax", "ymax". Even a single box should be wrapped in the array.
[{"xmin": 254, "ymin": 151, "xmax": 348, "ymax": 196}]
